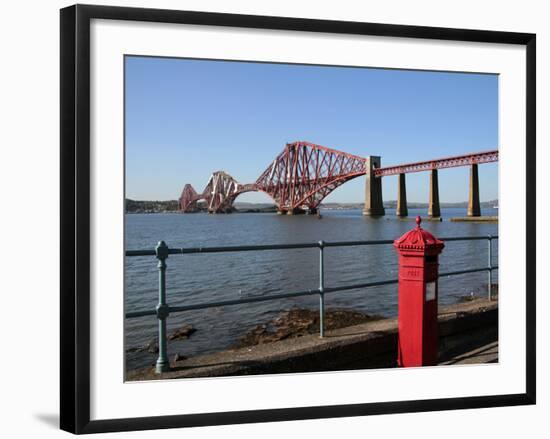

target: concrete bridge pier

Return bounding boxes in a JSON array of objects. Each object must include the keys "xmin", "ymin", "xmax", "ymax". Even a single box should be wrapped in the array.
[
  {"xmin": 467, "ymin": 164, "xmax": 481, "ymax": 217},
  {"xmin": 363, "ymin": 156, "xmax": 385, "ymax": 216},
  {"xmin": 396, "ymin": 173, "xmax": 408, "ymax": 217},
  {"xmin": 428, "ymin": 169, "xmax": 441, "ymax": 218},
  {"xmin": 286, "ymin": 208, "xmax": 306, "ymax": 215}
]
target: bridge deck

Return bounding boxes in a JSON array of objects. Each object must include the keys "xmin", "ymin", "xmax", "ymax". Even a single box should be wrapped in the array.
[{"xmin": 375, "ymin": 149, "xmax": 498, "ymax": 177}]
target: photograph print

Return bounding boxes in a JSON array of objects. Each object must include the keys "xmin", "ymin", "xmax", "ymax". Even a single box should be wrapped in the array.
[{"xmin": 124, "ymin": 56, "xmax": 499, "ymax": 381}]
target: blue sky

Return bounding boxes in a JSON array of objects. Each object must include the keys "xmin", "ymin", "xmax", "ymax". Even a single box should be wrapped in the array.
[{"xmin": 125, "ymin": 56, "xmax": 498, "ymax": 203}]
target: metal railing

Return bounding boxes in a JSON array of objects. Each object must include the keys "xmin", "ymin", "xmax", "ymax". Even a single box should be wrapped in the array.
[{"xmin": 125, "ymin": 235, "xmax": 498, "ymax": 373}]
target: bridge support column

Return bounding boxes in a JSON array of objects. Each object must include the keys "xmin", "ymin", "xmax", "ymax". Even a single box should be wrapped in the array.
[
  {"xmin": 286, "ymin": 208, "xmax": 306, "ymax": 215},
  {"xmin": 467, "ymin": 164, "xmax": 481, "ymax": 217},
  {"xmin": 363, "ymin": 156, "xmax": 385, "ymax": 216},
  {"xmin": 396, "ymin": 173, "xmax": 408, "ymax": 217},
  {"xmin": 428, "ymin": 169, "xmax": 441, "ymax": 218}
]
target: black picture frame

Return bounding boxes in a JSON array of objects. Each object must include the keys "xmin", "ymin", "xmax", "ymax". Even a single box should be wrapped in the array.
[{"xmin": 60, "ymin": 4, "xmax": 536, "ymax": 434}]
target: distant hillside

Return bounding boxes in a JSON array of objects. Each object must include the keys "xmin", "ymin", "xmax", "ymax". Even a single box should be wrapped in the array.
[
  {"xmin": 125, "ymin": 199, "xmax": 277, "ymax": 213},
  {"xmin": 125, "ymin": 199, "xmax": 498, "ymax": 213},
  {"xmin": 125, "ymin": 199, "xmax": 179, "ymax": 213}
]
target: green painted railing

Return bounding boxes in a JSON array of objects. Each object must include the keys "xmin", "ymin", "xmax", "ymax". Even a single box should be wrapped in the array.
[{"xmin": 125, "ymin": 235, "xmax": 498, "ymax": 373}]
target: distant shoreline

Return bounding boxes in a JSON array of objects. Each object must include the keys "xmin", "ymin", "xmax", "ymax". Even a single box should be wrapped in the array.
[{"xmin": 125, "ymin": 198, "xmax": 498, "ymax": 214}]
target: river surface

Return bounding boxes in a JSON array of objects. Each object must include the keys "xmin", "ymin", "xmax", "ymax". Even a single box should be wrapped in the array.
[{"xmin": 125, "ymin": 208, "xmax": 498, "ymax": 370}]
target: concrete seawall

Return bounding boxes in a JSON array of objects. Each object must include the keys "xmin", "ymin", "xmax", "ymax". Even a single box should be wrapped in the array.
[{"xmin": 127, "ymin": 298, "xmax": 497, "ymax": 381}]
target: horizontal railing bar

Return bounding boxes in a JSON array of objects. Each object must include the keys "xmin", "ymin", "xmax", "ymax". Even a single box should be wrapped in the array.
[
  {"xmin": 125, "ymin": 235, "xmax": 499, "ymax": 257},
  {"xmin": 126, "ymin": 249, "xmax": 156, "ymax": 256},
  {"xmin": 439, "ymin": 235, "xmax": 498, "ymax": 242},
  {"xmin": 125, "ymin": 288, "xmax": 319, "ymax": 318},
  {"xmin": 440, "ymin": 266, "xmax": 498, "ymax": 277},
  {"xmin": 166, "ymin": 289, "xmax": 318, "ymax": 313},
  {"xmin": 125, "ymin": 279, "xmax": 394, "ymax": 318},
  {"xmin": 325, "ymin": 278, "xmax": 399, "ymax": 293},
  {"xmin": 324, "ymin": 239, "xmax": 394, "ymax": 247},
  {"xmin": 125, "ymin": 264, "xmax": 499, "ymax": 319},
  {"xmin": 169, "ymin": 242, "xmax": 319, "ymax": 254},
  {"xmin": 125, "ymin": 309, "xmax": 157, "ymax": 318},
  {"xmin": 441, "ymin": 267, "xmax": 486, "ymax": 276}
]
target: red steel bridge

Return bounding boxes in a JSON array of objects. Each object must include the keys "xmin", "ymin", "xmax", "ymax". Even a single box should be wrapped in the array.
[{"xmin": 179, "ymin": 141, "xmax": 498, "ymax": 217}]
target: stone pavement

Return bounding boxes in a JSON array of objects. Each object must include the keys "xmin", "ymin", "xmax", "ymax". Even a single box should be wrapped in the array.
[{"xmin": 440, "ymin": 340, "xmax": 498, "ymax": 365}]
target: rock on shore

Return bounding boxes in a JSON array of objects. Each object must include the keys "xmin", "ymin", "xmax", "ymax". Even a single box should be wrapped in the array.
[
  {"xmin": 167, "ymin": 324, "xmax": 196, "ymax": 341},
  {"xmin": 126, "ymin": 324, "xmax": 196, "ymax": 353},
  {"xmin": 235, "ymin": 308, "xmax": 382, "ymax": 348}
]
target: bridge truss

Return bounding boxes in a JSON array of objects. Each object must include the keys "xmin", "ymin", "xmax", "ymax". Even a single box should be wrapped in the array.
[{"xmin": 256, "ymin": 141, "xmax": 366, "ymax": 213}]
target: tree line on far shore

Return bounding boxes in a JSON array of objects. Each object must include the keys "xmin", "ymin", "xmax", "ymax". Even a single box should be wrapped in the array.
[{"xmin": 125, "ymin": 198, "xmax": 498, "ymax": 214}]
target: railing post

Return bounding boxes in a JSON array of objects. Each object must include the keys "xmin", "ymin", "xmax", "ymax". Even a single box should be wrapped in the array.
[
  {"xmin": 318, "ymin": 240, "xmax": 325, "ymax": 338},
  {"xmin": 487, "ymin": 236, "xmax": 493, "ymax": 301},
  {"xmin": 155, "ymin": 241, "xmax": 170, "ymax": 373}
]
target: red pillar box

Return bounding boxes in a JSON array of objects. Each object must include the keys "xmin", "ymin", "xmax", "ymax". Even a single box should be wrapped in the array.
[{"xmin": 394, "ymin": 216, "xmax": 445, "ymax": 367}]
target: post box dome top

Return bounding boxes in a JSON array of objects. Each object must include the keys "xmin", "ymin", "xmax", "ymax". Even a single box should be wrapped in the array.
[{"xmin": 393, "ymin": 216, "xmax": 444, "ymax": 253}]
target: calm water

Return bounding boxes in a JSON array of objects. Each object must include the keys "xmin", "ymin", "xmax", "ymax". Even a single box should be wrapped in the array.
[{"xmin": 125, "ymin": 208, "xmax": 498, "ymax": 370}]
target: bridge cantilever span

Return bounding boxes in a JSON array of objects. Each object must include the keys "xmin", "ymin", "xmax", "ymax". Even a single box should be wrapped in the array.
[
  {"xmin": 180, "ymin": 141, "xmax": 367, "ymax": 215},
  {"xmin": 256, "ymin": 141, "xmax": 366, "ymax": 215},
  {"xmin": 179, "ymin": 171, "xmax": 261, "ymax": 214}
]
